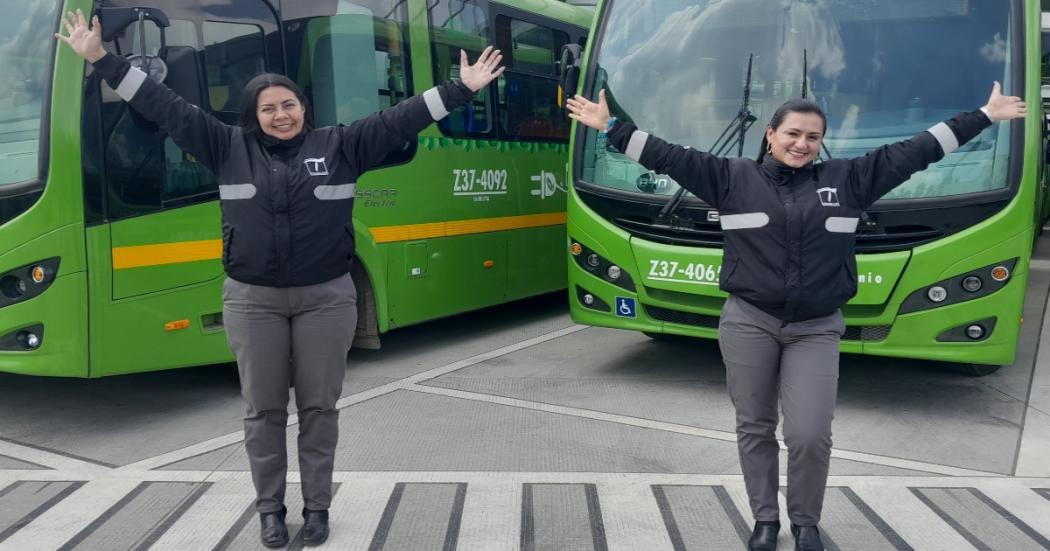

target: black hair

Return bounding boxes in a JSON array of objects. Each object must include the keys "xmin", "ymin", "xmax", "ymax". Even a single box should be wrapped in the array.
[
  {"xmin": 237, "ymin": 73, "xmax": 314, "ymax": 134},
  {"xmin": 756, "ymin": 98, "xmax": 827, "ymax": 163}
]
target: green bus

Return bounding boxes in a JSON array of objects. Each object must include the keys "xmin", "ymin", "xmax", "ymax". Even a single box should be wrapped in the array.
[
  {"xmin": 564, "ymin": 0, "xmax": 1047, "ymax": 375},
  {"xmin": 0, "ymin": 0, "xmax": 590, "ymax": 377}
]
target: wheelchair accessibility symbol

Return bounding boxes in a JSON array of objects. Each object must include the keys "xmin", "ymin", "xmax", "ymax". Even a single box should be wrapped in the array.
[{"xmin": 615, "ymin": 297, "xmax": 636, "ymax": 318}]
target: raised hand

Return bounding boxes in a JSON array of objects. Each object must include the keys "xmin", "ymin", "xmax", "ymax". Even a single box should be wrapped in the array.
[
  {"xmin": 984, "ymin": 81, "xmax": 1026, "ymax": 122},
  {"xmin": 459, "ymin": 46, "xmax": 505, "ymax": 92},
  {"xmin": 54, "ymin": 9, "xmax": 106, "ymax": 63},
  {"xmin": 565, "ymin": 89, "xmax": 612, "ymax": 131}
]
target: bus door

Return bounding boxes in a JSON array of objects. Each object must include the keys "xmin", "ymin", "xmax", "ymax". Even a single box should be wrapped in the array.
[{"xmin": 80, "ymin": 0, "xmax": 282, "ymax": 374}]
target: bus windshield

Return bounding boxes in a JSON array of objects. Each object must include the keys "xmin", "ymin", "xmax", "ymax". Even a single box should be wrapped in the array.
[
  {"xmin": 0, "ymin": 0, "xmax": 56, "ymax": 188},
  {"xmin": 580, "ymin": 0, "xmax": 1016, "ymax": 202}
]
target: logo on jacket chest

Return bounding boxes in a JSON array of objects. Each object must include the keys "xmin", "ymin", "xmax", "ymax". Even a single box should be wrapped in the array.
[
  {"xmin": 816, "ymin": 187, "xmax": 840, "ymax": 207},
  {"xmin": 304, "ymin": 157, "xmax": 329, "ymax": 176}
]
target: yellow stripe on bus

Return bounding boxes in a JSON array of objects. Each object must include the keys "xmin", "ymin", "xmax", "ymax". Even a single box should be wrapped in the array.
[
  {"xmin": 110, "ymin": 212, "xmax": 567, "ymax": 269},
  {"xmin": 369, "ymin": 212, "xmax": 566, "ymax": 243},
  {"xmin": 112, "ymin": 239, "xmax": 223, "ymax": 269}
]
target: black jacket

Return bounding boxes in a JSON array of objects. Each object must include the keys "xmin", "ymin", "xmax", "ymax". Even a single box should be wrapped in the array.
[
  {"xmin": 607, "ymin": 110, "xmax": 992, "ymax": 322},
  {"xmin": 93, "ymin": 53, "xmax": 474, "ymax": 287}
]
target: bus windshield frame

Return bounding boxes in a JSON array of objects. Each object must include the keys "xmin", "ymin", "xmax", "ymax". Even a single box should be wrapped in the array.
[
  {"xmin": 0, "ymin": 0, "xmax": 59, "ymax": 199},
  {"xmin": 573, "ymin": 0, "xmax": 1025, "ymax": 211}
]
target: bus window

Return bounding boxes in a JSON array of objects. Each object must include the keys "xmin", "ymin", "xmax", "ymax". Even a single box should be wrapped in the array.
[
  {"xmin": 428, "ymin": 0, "xmax": 494, "ymax": 137},
  {"xmin": 284, "ymin": 0, "xmax": 413, "ymax": 167},
  {"xmin": 83, "ymin": 16, "xmax": 269, "ymax": 221},
  {"xmin": 0, "ymin": 0, "xmax": 57, "ymax": 225},
  {"xmin": 494, "ymin": 16, "xmax": 569, "ymax": 141}
]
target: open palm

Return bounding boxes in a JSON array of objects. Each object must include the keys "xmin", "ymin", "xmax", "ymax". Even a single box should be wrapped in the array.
[
  {"xmin": 54, "ymin": 9, "xmax": 106, "ymax": 63},
  {"xmin": 459, "ymin": 46, "xmax": 505, "ymax": 92},
  {"xmin": 565, "ymin": 90, "xmax": 612, "ymax": 131},
  {"xmin": 984, "ymin": 81, "xmax": 1026, "ymax": 122}
]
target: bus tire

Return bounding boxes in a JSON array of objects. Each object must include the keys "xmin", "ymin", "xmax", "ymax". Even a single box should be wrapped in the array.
[
  {"xmin": 351, "ymin": 263, "xmax": 381, "ymax": 350},
  {"xmin": 957, "ymin": 363, "xmax": 1002, "ymax": 377}
]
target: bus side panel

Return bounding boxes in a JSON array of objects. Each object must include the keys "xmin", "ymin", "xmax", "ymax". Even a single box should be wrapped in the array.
[
  {"xmin": 0, "ymin": 217, "xmax": 89, "ymax": 377},
  {"xmin": 352, "ymin": 217, "xmax": 390, "ymax": 333}
]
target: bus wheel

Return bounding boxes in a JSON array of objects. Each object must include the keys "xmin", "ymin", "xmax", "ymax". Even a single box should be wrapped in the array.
[
  {"xmin": 957, "ymin": 363, "xmax": 1002, "ymax": 377},
  {"xmin": 351, "ymin": 263, "xmax": 381, "ymax": 350}
]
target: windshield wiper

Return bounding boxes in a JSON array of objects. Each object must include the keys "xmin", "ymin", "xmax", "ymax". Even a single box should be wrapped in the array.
[
  {"xmin": 801, "ymin": 49, "xmax": 834, "ymax": 162},
  {"xmin": 656, "ymin": 53, "xmax": 756, "ymax": 225}
]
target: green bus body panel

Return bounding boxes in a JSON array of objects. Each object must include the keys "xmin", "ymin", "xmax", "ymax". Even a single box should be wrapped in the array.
[
  {"xmin": 0, "ymin": 0, "xmax": 589, "ymax": 377},
  {"xmin": 110, "ymin": 202, "xmax": 222, "ymax": 299},
  {"xmin": 567, "ymin": 0, "xmax": 1044, "ymax": 367}
]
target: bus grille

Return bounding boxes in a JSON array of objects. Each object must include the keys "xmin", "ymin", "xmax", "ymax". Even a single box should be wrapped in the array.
[
  {"xmin": 646, "ymin": 303, "xmax": 890, "ymax": 342},
  {"xmin": 644, "ymin": 305, "xmax": 720, "ymax": 328},
  {"xmin": 843, "ymin": 325, "xmax": 892, "ymax": 342}
]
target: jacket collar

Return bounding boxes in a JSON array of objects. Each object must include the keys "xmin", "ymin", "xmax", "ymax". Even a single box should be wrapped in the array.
[{"xmin": 760, "ymin": 155, "xmax": 814, "ymax": 185}]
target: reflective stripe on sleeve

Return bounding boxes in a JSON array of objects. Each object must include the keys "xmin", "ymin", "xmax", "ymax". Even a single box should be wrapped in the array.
[
  {"xmin": 625, "ymin": 130, "xmax": 649, "ymax": 162},
  {"xmin": 314, "ymin": 183, "xmax": 357, "ymax": 200},
  {"xmin": 927, "ymin": 122, "xmax": 959, "ymax": 155},
  {"xmin": 114, "ymin": 66, "xmax": 148, "ymax": 101},
  {"xmin": 218, "ymin": 184, "xmax": 257, "ymax": 200},
  {"xmin": 824, "ymin": 216, "xmax": 859, "ymax": 233},
  {"xmin": 719, "ymin": 212, "xmax": 770, "ymax": 230},
  {"xmin": 422, "ymin": 87, "xmax": 449, "ymax": 120}
]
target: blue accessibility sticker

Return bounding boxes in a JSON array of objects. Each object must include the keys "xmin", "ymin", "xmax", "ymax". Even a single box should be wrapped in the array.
[{"xmin": 615, "ymin": 297, "xmax": 636, "ymax": 318}]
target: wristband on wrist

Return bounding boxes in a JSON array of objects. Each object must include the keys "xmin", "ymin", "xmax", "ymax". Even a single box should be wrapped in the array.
[{"xmin": 600, "ymin": 116, "xmax": 618, "ymax": 135}]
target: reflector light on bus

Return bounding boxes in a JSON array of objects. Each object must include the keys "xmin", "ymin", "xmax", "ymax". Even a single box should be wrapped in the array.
[
  {"xmin": 164, "ymin": 320, "xmax": 191, "ymax": 331},
  {"xmin": 991, "ymin": 266, "xmax": 1009, "ymax": 282}
]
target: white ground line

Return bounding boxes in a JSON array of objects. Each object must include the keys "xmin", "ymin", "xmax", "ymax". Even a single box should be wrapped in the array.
[
  {"xmin": 596, "ymin": 480, "xmax": 676, "ymax": 551},
  {"xmin": 0, "ymin": 440, "xmax": 109, "ymax": 476},
  {"xmin": 116, "ymin": 325, "xmax": 590, "ymax": 471},
  {"xmin": 455, "ymin": 478, "xmax": 522, "ymax": 551},
  {"xmin": 405, "ymin": 384, "xmax": 1005, "ymax": 478},
  {"xmin": 318, "ymin": 478, "xmax": 397, "ymax": 551}
]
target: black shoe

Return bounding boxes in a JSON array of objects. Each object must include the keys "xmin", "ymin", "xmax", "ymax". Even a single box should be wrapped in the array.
[
  {"xmin": 748, "ymin": 520, "xmax": 780, "ymax": 551},
  {"xmin": 302, "ymin": 508, "xmax": 330, "ymax": 546},
  {"xmin": 260, "ymin": 506, "xmax": 289, "ymax": 548},
  {"xmin": 791, "ymin": 524, "xmax": 825, "ymax": 551}
]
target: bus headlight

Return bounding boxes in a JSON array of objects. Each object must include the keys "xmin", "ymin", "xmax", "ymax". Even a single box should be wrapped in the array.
[
  {"xmin": 0, "ymin": 258, "xmax": 60, "ymax": 309},
  {"xmin": 899, "ymin": 258, "xmax": 1017, "ymax": 315},
  {"xmin": 569, "ymin": 237, "xmax": 636, "ymax": 292},
  {"xmin": 927, "ymin": 286, "xmax": 948, "ymax": 302}
]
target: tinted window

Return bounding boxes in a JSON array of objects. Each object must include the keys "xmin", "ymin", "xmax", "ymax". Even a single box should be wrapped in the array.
[
  {"xmin": 428, "ymin": 0, "xmax": 494, "ymax": 137},
  {"xmin": 495, "ymin": 16, "xmax": 569, "ymax": 141}
]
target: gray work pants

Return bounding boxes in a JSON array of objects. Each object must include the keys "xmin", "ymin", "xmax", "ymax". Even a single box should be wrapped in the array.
[
  {"xmin": 223, "ymin": 273, "xmax": 357, "ymax": 513},
  {"xmin": 718, "ymin": 294, "xmax": 844, "ymax": 527}
]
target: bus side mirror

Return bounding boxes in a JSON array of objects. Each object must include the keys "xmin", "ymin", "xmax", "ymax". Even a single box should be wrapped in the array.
[
  {"xmin": 97, "ymin": 6, "xmax": 170, "ymax": 42},
  {"xmin": 558, "ymin": 44, "xmax": 582, "ymax": 108}
]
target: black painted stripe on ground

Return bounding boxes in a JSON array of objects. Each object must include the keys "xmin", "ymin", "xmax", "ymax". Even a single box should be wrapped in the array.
[
  {"xmin": 442, "ymin": 483, "xmax": 467, "ymax": 551},
  {"xmin": 0, "ymin": 453, "xmax": 48, "ymax": 470},
  {"xmin": 584, "ymin": 483, "xmax": 608, "ymax": 551},
  {"xmin": 368, "ymin": 482, "xmax": 406, "ymax": 551},
  {"xmin": 211, "ymin": 503, "xmax": 256, "ymax": 551},
  {"xmin": 839, "ymin": 487, "xmax": 913, "ymax": 551},
  {"xmin": 1035, "ymin": 488, "xmax": 1050, "ymax": 501},
  {"xmin": 520, "ymin": 483, "xmax": 535, "ymax": 551},
  {"xmin": 651, "ymin": 485, "xmax": 687, "ymax": 551},
  {"xmin": 713, "ymin": 485, "xmax": 751, "ymax": 542},
  {"xmin": 0, "ymin": 481, "xmax": 84, "ymax": 544},
  {"xmin": 966, "ymin": 488, "xmax": 1050, "ymax": 549}
]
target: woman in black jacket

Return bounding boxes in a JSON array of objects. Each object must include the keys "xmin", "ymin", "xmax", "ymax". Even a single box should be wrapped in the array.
[
  {"xmin": 567, "ymin": 86, "xmax": 1024, "ymax": 551},
  {"xmin": 58, "ymin": 9, "xmax": 504, "ymax": 547}
]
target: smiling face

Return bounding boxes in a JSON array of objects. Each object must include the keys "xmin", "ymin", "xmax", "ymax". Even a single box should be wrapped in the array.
[
  {"xmin": 765, "ymin": 112, "xmax": 825, "ymax": 168},
  {"xmin": 256, "ymin": 85, "xmax": 305, "ymax": 140}
]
